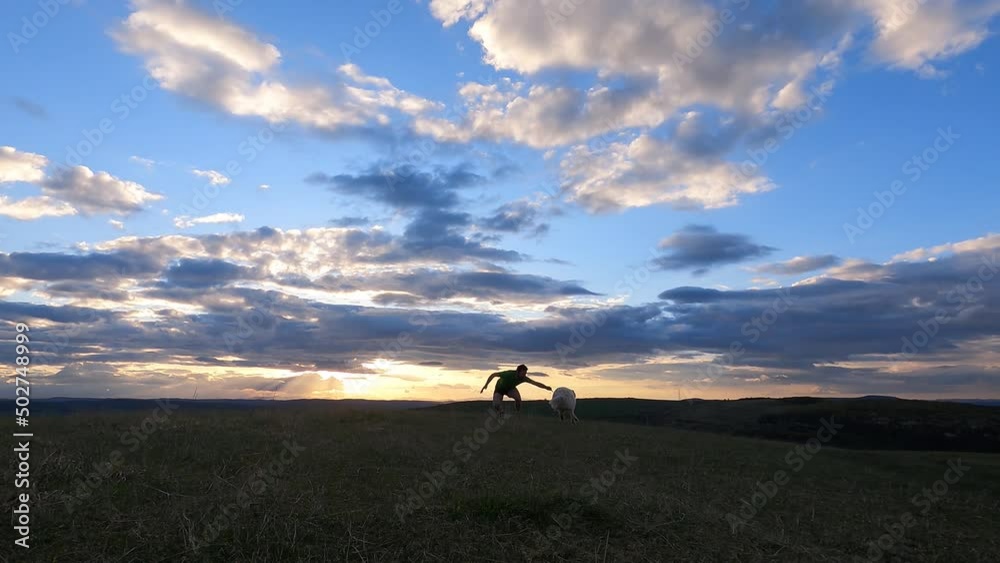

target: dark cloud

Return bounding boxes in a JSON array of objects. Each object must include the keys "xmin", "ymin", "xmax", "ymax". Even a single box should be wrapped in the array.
[
  {"xmin": 367, "ymin": 269, "xmax": 597, "ymax": 304},
  {"xmin": 0, "ymin": 250, "xmax": 161, "ymax": 281},
  {"xmin": 329, "ymin": 216, "xmax": 371, "ymax": 227},
  {"xmin": 163, "ymin": 258, "xmax": 253, "ymax": 288},
  {"xmin": 0, "ymin": 301, "xmax": 115, "ymax": 324},
  {"xmin": 11, "ymin": 97, "xmax": 47, "ymax": 119},
  {"xmin": 447, "ymin": 271, "xmax": 595, "ymax": 299},
  {"xmin": 672, "ymin": 112, "xmax": 755, "ymax": 159},
  {"xmin": 44, "ymin": 281, "xmax": 131, "ymax": 302},
  {"xmin": 657, "ymin": 286, "xmax": 727, "ymax": 303},
  {"xmin": 372, "ymin": 293, "xmax": 423, "ymax": 306},
  {"xmin": 479, "ymin": 200, "xmax": 550, "ymax": 237},
  {"xmin": 6, "ymin": 224, "xmax": 999, "ymax": 399},
  {"xmin": 657, "ymin": 250, "xmax": 1000, "ymax": 375},
  {"xmin": 373, "ymin": 208, "xmax": 525, "ymax": 264},
  {"xmin": 492, "ymin": 161, "xmax": 520, "ymax": 179},
  {"xmin": 95, "ymin": 222, "xmax": 518, "ymax": 269},
  {"xmin": 653, "ymin": 225, "xmax": 776, "ymax": 274},
  {"xmin": 755, "ymin": 255, "xmax": 841, "ymax": 275},
  {"xmin": 306, "ymin": 163, "xmax": 484, "ymax": 211},
  {"xmin": 306, "ymin": 162, "xmax": 531, "ymax": 263}
]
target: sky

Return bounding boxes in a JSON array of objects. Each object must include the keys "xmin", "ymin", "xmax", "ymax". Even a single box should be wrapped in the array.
[{"xmin": 1, "ymin": 0, "xmax": 999, "ymax": 401}]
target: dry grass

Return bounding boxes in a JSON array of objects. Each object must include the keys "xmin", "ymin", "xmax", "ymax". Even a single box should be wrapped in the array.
[{"xmin": 5, "ymin": 404, "xmax": 1000, "ymax": 562}]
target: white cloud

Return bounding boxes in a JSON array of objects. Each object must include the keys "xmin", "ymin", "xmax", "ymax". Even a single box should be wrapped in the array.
[
  {"xmin": 0, "ymin": 147, "xmax": 161, "ymax": 219},
  {"xmin": 560, "ymin": 134, "xmax": 774, "ymax": 212},
  {"xmin": 754, "ymin": 255, "xmax": 841, "ymax": 275},
  {"xmin": 94, "ymin": 224, "xmax": 458, "ymax": 276},
  {"xmin": 130, "ymin": 155, "xmax": 156, "ymax": 168},
  {"xmin": 173, "ymin": 212, "xmax": 245, "ymax": 229},
  {"xmin": 0, "ymin": 146, "xmax": 48, "ymax": 184},
  {"xmin": 122, "ymin": 0, "xmax": 281, "ymax": 72},
  {"xmin": 109, "ymin": 219, "xmax": 126, "ymax": 230},
  {"xmin": 467, "ymin": 0, "xmax": 713, "ymax": 75},
  {"xmin": 0, "ymin": 195, "xmax": 78, "ymax": 220},
  {"xmin": 192, "ymin": 168, "xmax": 230, "ymax": 185},
  {"xmin": 890, "ymin": 233, "xmax": 1000, "ymax": 262},
  {"xmin": 42, "ymin": 165, "xmax": 163, "ymax": 215},
  {"xmin": 417, "ymin": 0, "xmax": 855, "ymax": 148},
  {"xmin": 107, "ymin": 0, "xmax": 1000, "ymax": 222},
  {"xmin": 410, "ymin": 0, "xmax": 862, "ymax": 214},
  {"xmin": 772, "ymin": 76, "xmax": 811, "ymax": 111},
  {"xmin": 863, "ymin": 0, "xmax": 1000, "ymax": 77},
  {"xmin": 429, "ymin": 0, "xmax": 489, "ymax": 26},
  {"xmin": 112, "ymin": 0, "xmax": 440, "ymax": 135},
  {"xmin": 414, "ymin": 0, "xmax": 998, "ymax": 214},
  {"xmin": 258, "ymin": 183, "xmax": 270, "ymax": 190}
]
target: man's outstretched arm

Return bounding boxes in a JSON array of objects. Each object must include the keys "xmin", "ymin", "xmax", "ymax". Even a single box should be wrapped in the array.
[
  {"xmin": 480, "ymin": 373, "xmax": 498, "ymax": 393},
  {"xmin": 525, "ymin": 377, "xmax": 551, "ymax": 391}
]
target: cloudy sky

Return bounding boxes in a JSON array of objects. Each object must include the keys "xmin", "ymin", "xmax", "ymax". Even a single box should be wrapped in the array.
[{"xmin": 2, "ymin": 0, "xmax": 999, "ymax": 401}]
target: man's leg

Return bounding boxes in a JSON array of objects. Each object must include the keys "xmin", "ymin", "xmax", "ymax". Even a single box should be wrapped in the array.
[
  {"xmin": 509, "ymin": 388, "xmax": 522, "ymax": 412},
  {"xmin": 492, "ymin": 391, "xmax": 504, "ymax": 415}
]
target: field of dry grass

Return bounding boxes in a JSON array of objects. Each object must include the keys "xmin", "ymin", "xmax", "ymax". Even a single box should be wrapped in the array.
[{"xmin": 6, "ymin": 403, "xmax": 1000, "ymax": 562}]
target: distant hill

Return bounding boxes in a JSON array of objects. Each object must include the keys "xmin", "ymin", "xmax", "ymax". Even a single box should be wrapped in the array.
[
  {"xmin": 937, "ymin": 398, "xmax": 1000, "ymax": 407},
  {"xmin": 428, "ymin": 396, "xmax": 1000, "ymax": 453}
]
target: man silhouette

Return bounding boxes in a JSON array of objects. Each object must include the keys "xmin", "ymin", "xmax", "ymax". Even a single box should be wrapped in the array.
[{"xmin": 480, "ymin": 364, "xmax": 551, "ymax": 415}]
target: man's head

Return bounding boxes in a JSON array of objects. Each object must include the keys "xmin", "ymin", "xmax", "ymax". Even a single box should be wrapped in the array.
[{"xmin": 516, "ymin": 364, "xmax": 528, "ymax": 375}]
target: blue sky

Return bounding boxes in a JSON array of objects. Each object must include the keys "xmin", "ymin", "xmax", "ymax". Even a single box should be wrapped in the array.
[{"xmin": 2, "ymin": 0, "xmax": 999, "ymax": 400}]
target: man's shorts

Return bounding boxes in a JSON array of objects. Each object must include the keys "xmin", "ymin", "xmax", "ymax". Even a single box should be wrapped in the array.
[{"xmin": 492, "ymin": 387, "xmax": 520, "ymax": 407}]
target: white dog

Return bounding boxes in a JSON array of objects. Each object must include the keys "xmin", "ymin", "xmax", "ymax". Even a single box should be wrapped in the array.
[{"xmin": 549, "ymin": 387, "xmax": 579, "ymax": 423}]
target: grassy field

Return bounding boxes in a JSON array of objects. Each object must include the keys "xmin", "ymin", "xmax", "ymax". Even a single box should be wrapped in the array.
[
  {"xmin": 5, "ymin": 402, "xmax": 1000, "ymax": 562},
  {"xmin": 430, "ymin": 396, "xmax": 1000, "ymax": 452}
]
